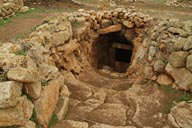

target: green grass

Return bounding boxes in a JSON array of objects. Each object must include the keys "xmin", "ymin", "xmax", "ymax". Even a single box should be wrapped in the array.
[
  {"xmin": 71, "ymin": 20, "xmax": 82, "ymax": 27},
  {"xmin": 41, "ymin": 79, "xmax": 49, "ymax": 86},
  {"xmin": 0, "ymin": 7, "xmax": 76, "ymax": 27},
  {"xmin": 48, "ymin": 113, "xmax": 59, "ymax": 127},
  {"xmin": 30, "ymin": 109, "xmax": 41, "ymax": 128},
  {"xmin": 13, "ymin": 50, "xmax": 26, "ymax": 56},
  {"xmin": 157, "ymin": 84, "xmax": 192, "ymax": 113},
  {"xmin": 30, "ymin": 109, "xmax": 59, "ymax": 128}
]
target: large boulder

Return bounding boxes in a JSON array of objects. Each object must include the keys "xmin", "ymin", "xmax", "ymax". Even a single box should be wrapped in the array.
[
  {"xmin": 0, "ymin": 81, "xmax": 23, "ymax": 108},
  {"xmin": 165, "ymin": 63, "xmax": 192, "ymax": 91},
  {"xmin": 34, "ymin": 80, "xmax": 59, "ymax": 128},
  {"xmin": 7, "ymin": 67, "xmax": 39, "ymax": 83},
  {"xmin": 0, "ymin": 96, "xmax": 34, "ymax": 127},
  {"xmin": 168, "ymin": 102, "xmax": 192, "ymax": 128}
]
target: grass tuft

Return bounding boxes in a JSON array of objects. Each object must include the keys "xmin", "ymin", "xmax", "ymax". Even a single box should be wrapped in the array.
[{"xmin": 13, "ymin": 50, "xmax": 26, "ymax": 56}]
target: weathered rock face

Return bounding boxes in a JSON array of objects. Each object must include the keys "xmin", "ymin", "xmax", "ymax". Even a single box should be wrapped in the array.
[
  {"xmin": 0, "ymin": 81, "xmax": 23, "ymax": 108},
  {"xmin": 7, "ymin": 67, "xmax": 39, "ymax": 83},
  {"xmin": 34, "ymin": 80, "xmax": 59, "ymax": 128},
  {"xmin": 165, "ymin": 63, "xmax": 192, "ymax": 91},
  {"xmin": 168, "ymin": 102, "xmax": 192, "ymax": 128}
]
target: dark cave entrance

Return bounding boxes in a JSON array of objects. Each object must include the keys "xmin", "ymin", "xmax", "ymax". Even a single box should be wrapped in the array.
[{"xmin": 93, "ymin": 30, "xmax": 134, "ymax": 73}]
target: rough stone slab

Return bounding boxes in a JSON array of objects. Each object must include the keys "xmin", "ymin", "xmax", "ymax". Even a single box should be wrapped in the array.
[
  {"xmin": 97, "ymin": 24, "xmax": 122, "ymax": 34},
  {"xmin": 165, "ymin": 63, "xmax": 192, "ymax": 91},
  {"xmin": 35, "ymin": 80, "xmax": 59, "ymax": 128},
  {"xmin": 0, "ymin": 96, "xmax": 34, "ymax": 127},
  {"xmin": 0, "ymin": 81, "xmax": 23, "ymax": 108},
  {"xmin": 85, "ymin": 103, "xmax": 127, "ymax": 126},
  {"xmin": 7, "ymin": 67, "xmax": 39, "ymax": 83}
]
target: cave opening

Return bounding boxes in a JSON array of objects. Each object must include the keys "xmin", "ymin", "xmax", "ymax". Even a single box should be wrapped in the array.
[{"xmin": 93, "ymin": 30, "xmax": 134, "ymax": 73}]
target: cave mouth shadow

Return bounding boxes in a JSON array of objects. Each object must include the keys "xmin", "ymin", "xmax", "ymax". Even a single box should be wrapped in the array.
[{"xmin": 93, "ymin": 31, "xmax": 134, "ymax": 73}]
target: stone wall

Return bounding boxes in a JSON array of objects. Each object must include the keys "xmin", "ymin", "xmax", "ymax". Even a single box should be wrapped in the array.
[
  {"xmin": 0, "ymin": 0, "xmax": 24, "ymax": 19},
  {"xmin": 145, "ymin": 19, "xmax": 192, "ymax": 92}
]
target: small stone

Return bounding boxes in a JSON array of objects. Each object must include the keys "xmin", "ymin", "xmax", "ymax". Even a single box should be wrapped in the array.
[
  {"xmin": 168, "ymin": 51, "xmax": 188, "ymax": 68},
  {"xmin": 60, "ymin": 84, "xmax": 71, "ymax": 97},
  {"xmin": 149, "ymin": 46, "xmax": 156, "ymax": 57},
  {"xmin": 50, "ymin": 30, "xmax": 72, "ymax": 46},
  {"xmin": 7, "ymin": 67, "xmax": 39, "ymax": 83},
  {"xmin": 123, "ymin": 21, "xmax": 134, "ymax": 28},
  {"xmin": 0, "ymin": 81, "xmax": 23, "ymax": 108},
  {"xmin": 157, "ymin": 74, "xmax": 173, "ymax": 86},
  {"xmin": 183, "ymin": 38, "xmax": 192, "ymax": 51},
  {"xmin": 174, "ymin": 37, "xmax": 187, "ymax": 51},
  {"xmin": 153, "ymin": 60, "xmax": 165, "ymax": 73},
  {"xmin": 100, "ymin": 19, "xmax": 112, "ymax": 28},
  {"xmin": 20, "ymin": 6, "xmax": 29, "ymax": 13}
]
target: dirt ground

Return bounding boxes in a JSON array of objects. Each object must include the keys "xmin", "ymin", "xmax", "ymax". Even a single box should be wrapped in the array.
[{"xmin": 0, "ymin": 1, "xmax": 191, "ymax": 42}]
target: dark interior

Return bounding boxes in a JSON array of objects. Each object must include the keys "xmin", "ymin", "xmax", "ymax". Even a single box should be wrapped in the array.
[{"xmin": 93, "ymin": 31, "xmax": 134, "ymax": 73}]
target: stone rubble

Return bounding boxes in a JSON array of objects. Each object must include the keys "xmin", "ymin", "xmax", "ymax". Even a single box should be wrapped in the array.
[{"xmin": 0, "ymin": 0, "xmax": 27, "ymax": 20}]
